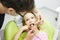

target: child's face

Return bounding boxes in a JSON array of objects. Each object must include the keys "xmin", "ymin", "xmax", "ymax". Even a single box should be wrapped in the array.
[{"xmin": 24, "ymin": 13, "xmax": 37, "ymax": 26}]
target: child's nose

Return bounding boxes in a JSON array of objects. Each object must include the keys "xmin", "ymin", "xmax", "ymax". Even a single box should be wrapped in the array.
[
  {"xmin": 29, "ymin": 19, "xmax": 32, "ymax": 23},
  {"xmin": 29, "ymin": 21, "xmax": 32, "ymax": 23}
]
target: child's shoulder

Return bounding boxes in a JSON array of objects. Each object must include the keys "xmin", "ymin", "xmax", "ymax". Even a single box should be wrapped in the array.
[
  {"xmin": 37, "ymin": 31, "xmax": 48, "ymax": 36},
  {"xmin": 33, "ymin": 31, "xmax": 48, "ymax": 40}
]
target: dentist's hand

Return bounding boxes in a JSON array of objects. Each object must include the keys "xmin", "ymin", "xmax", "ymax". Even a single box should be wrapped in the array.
[
  {"xmin": 35, "ymin": 15, "xmax": 44, "ymax": 25},
  {"xmin": 33, "ymin": 8, "xmax": 44, "ymax": 25}
]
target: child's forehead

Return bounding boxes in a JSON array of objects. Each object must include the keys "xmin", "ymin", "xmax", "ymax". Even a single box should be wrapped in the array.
[
  {"xmin": 24, "ymin": 13, "xmax": 34, "ymax": 17},
  {"xmin": 26, "ymin": 13, "xmax": 33, "ymax": 15},
  {"xmin": 25, "ymin": 13, "xmax": 33, "ymax": 16}
]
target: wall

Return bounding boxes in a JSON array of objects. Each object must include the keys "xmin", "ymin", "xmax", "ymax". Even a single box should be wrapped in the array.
[{"xmin": 35, "ymin": 0, "xmax": 60, "ymax": 10}]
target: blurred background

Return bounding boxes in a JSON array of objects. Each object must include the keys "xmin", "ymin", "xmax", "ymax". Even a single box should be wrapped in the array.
[
  {"xmin": 0, "ymin": 0, "xmax": 60, "ymax": 40},
  {"xmin": 35, "ymin": 0, "xmax": 60, "ymax": 10}
]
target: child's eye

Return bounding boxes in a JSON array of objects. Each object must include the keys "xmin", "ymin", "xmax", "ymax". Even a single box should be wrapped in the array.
[
  {"xmin": 26, "ymin": 19, "xmax": 29, "ymax": 21},
  {"xmin": 31, "ymin": 17, "xmax": 34, "ymax": 19}
]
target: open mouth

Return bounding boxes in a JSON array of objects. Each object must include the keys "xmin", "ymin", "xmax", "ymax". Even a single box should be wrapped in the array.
[
  {"xmin": 24, "ymin": 23, "xmax": 35, "ymax": 32},
  {"xmin": 30, "ymin": 23, "xmax": 34, "ymax": 27}
]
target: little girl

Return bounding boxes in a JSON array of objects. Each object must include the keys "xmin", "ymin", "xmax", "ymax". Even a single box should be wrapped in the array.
[{"xmin": 14, "ymin": 12, "xmax": 48, "ymax": 40}]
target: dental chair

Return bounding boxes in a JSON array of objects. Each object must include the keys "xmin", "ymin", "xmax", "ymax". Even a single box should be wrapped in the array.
[
  {"xmin": 0, "ymin": 7, "xmax": 59, "ymax": 40},
  {"xmin": 40, "ymin": 7, "xmax": 59, "ymax": 40}
]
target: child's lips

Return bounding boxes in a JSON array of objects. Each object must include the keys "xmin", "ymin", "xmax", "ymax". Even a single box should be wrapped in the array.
[
  {"xmin": 26, "ymin": 29, "xmax": 30, "ymax": 32},
  {"xmin": 23, "ymin": 28, "xmax": 31, "ymax": 32},
  {"xmin": 30, "ymin": 23, "xmax": 34, "ymax": 27},
  {"xmin": 25, "ymin": 23, "xmax": 35, "ymax": 32},
  {"xmin": 25, "ymin": 28, "xmax": 35, "ymax": 33}
]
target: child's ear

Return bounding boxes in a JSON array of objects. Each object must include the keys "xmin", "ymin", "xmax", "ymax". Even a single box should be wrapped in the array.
[{"xmin": 6, "ymin": 8, "xmax": 17, "ymax": 16}]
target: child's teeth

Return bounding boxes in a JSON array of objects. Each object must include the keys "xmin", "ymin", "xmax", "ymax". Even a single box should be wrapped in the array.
[
  {"xmin": 30, "ymin": 23, "xmax": 34, "ymax": 26},
  {"xmin": 31, "ymin": 24, "xmax": 33, "ymax": 26}
]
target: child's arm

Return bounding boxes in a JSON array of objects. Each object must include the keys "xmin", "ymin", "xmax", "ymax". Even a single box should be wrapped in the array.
[
  {"xmin": 13, "ymin": 25, "xmax": 28, "ymax": 40},
  {"xmin": 24, "ymin": 30, "xmax": 35, "ymax": 40}
]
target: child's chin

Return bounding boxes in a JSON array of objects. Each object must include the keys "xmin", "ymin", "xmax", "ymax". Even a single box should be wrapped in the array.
[{"xmin": 24, "ymin": 29, "xmax": 30, "ymax": 32}]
